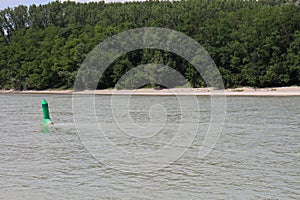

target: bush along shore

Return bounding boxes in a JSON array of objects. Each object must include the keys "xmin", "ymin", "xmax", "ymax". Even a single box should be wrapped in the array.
[{"xmin": 0, "ymin": 0, "xmax": 299, "ymax": 90}]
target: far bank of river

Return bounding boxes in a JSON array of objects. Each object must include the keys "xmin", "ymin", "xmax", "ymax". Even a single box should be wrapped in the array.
[{"xmin": 1, "ymin": 86, "xmax": 300, "ymax": 96}]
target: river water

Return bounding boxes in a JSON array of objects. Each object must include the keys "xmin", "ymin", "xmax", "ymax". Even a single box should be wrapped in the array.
[{"xmin": 0, "ymin": 94, "xmax": 299, "ymax": 199}]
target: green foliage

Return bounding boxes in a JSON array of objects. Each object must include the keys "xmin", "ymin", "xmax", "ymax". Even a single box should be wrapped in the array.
[{"xmin": 0, "ymin": 0, "xmax": 299, "ymax": 90}]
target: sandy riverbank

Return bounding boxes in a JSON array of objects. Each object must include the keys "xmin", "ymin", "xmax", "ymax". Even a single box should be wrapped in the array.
[{"xmin": 1, "ymin": 87, "xmax": 300, "ymax": 96}]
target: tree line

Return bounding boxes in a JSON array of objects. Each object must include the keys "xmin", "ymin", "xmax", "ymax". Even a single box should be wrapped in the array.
[{"xmin": 0, "ymin": 0, "xmax": 299, "ymax": 90}]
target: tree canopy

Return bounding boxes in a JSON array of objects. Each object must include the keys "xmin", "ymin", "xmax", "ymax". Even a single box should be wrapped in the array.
[{"xmin": 0, "ymin": 0, "xmax": 299, "ymax": 90}]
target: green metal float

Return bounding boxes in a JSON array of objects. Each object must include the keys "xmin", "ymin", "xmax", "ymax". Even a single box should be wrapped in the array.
[{"xmin": 41, "ymin": 99, "xmax": 52, "ymax": 126}]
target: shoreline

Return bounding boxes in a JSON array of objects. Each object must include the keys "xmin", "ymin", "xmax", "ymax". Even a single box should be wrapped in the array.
[{"xmin": 1, "ymin": 86, "xmax": 300, "ymax": 96}]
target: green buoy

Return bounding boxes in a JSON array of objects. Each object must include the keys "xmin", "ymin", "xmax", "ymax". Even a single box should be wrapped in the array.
[{"xmin": 42, "ymin": 99, "xmax": 52, "ymax": 126}]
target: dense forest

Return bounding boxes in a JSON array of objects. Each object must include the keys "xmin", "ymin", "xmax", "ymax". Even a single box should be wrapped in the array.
[{"xmin": 0, "ymin": 0, "xmax": 299, "ymax": 90}]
